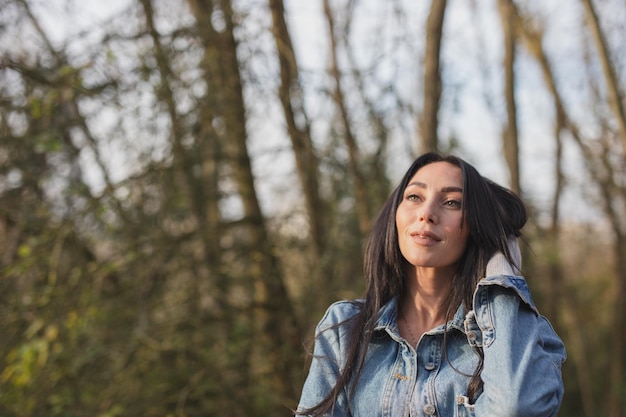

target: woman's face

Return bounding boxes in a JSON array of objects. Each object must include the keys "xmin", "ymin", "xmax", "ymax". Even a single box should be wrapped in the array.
[{"xmin": 395, "ymin": 161, "xmax": 470, "ymax": 271}]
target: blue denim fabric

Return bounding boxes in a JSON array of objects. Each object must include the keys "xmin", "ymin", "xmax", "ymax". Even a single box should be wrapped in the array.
[{"xmin": 297, "ymin": 275, "xmax": 566, "ymax": 417}]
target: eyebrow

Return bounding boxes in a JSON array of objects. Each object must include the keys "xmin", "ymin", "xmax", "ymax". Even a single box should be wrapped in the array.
[{"xmin": 406, "ymin": 182, "xmax": 463, "ymax": 193}]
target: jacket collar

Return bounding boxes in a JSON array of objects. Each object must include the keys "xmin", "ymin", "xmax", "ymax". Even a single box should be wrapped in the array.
[{"xmin": 373, "ymin": 296, "xmax": 467, "ymax": 340}]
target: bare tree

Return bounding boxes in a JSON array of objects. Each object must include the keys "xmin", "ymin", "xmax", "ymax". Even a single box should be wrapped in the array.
[
  {"xmin": 581, "ymin": 0, "xmax": 626, "ymax": 150},
  {"xmin": 268, "ymin": 0, "xmax": 327, "ymax": 260},
  {"xmin": 514, "ymin": 10, "xmax": 595, "ymax": 416},
  {"xmin": 497, "ymin": 0, "xmax": 521, "ymax": 194},
  {"xmin": 580, "ymin": 2, "xmax": 626, "ymax": 415},
  {"xmin": 186, "ymin": 0, "xmax": 303, "ymax": 409},
  {"xmin": 343, "ymin": 4, "xmax": 393, "ymax": 213},
  {"xmin": 419, "ymin": 0, "xmax": 448, "ymax": 154},
  {"xmin": 323, "ymin": 0, "xmax": 372, "ymax": 238},
  {"xmin": 2, "ymin": 1, "xmax": 625, "ymax": 415},
  {"xmin": 514, "ymin": 3, "xmax": 626, "ymax": 415}
]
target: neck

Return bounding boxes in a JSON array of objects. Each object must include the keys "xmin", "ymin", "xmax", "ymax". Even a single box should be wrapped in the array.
[{"xmin": 399, "ymin": 265, "xmax": 455, "ymax": 342}]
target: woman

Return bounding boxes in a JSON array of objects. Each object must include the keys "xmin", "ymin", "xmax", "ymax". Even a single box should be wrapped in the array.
[{"xmin": 296, "ymin": 152, "xmax": 566, "ymax": 417}]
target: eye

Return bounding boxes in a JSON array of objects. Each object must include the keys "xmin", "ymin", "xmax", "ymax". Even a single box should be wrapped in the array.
[
  {"xmin": 406, "ymin": 193, "xmax": 421, "ymax": 202},
  {"xmin": 444, "ymin": 199, "xmax": 462, "ymax": 209}
]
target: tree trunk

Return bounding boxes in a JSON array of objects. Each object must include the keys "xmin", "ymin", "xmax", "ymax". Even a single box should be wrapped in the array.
[
  {"xmin": 611, "ymin": 234, "xmax": 626, "ymax": 417},
  {"xmin": 513, "ymin": 6, "xmax": 599, "ymax": 416},
  {"xmin": 580, "ymin": 0, "xmax": 626, "ymax": 151},
  {"xmin": 595, "ymin": 155, "xmax": 626, "ymax": 417},
  {"xmin": 186, "ymin": 0, "xmax": 303, "ymax": 409},
  {"xmin": 497, "ymin": 0, "xmax": 521, "ymax": 194},
  {"xmin": 577, "ymin": 22, "xmax": 626, "ymax": 408},
  {"xmin": 323, "ymin": 0, "xmax": 371, "ymax": 238},
  {"xmin": 566, "ymin": 119, "xmax": 625, "ymax": 417},
  {"xmin": 344, "ymin": 30, "xmax": 391, "ymax": 212},
  {"xmin": 268, "ymin": 0, "xmax": 326, "ymax": 258},
  {"xmin": 419, "ymin": 0, "xmax": 447, "ymax": 154}
]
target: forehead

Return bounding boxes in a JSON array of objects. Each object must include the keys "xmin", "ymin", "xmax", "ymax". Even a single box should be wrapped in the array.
[{"xmin": 407, "ymin": 161, "xmax": 463, "ymax": 189}]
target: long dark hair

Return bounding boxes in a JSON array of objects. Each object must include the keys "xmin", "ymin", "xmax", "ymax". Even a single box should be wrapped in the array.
[{"xmin": 300, "ymin": 152, "xmax": 527, "ymax": 416}]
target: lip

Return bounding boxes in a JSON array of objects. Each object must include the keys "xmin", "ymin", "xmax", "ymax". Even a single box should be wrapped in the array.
[{"xmin": 410, "ymin": 230, "xmax": 441, "ymax": 245}]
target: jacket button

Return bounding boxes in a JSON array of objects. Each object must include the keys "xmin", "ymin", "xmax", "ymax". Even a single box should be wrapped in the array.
[
  {"xmin": 423, "ymin": 404, "xmax": 436, "ymax": 415},
  {"xmin": 424, "ymin": 362, "xmax": 435, "ymax": 370},
  {"xmin": 467, "ymin": 332, "xmax": 477, "ymax": 341}
]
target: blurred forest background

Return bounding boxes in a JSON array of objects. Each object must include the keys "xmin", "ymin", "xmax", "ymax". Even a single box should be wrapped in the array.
[{"xmin": 0, "ymin": 0, "xmax": 625, "ymax": 416}]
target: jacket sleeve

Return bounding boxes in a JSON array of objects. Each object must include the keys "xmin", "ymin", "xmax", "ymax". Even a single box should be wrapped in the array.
[
  {"xmin": 466, "ymin": 276, "xmax": 566, "ymax": 417},
  {"xmin": 296, "ymin": 302, "xmax": 354, "ymax": 417}
]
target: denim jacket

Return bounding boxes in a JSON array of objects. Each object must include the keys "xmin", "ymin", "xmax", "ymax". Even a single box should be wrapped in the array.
[{"xmin": 297, "ymin": 275, "xmax": 566, "ymax": 417}]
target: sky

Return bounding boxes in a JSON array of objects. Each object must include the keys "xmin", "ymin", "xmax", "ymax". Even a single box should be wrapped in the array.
[{"xmin": 14, "ymin": 0, "xmax": 620, "ymax": 226}]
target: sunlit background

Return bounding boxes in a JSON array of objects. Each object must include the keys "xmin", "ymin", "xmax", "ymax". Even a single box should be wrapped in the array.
[{"xmin": 0, "ymin": 0, "xmax": 624, "ymax": 416}]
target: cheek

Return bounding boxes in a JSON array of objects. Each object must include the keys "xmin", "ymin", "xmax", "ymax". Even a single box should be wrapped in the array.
[
  {"xmin": 457, "ymin": 232, "xmax": 470, "ymax": 252},
  {"xmin": 449, "ymin": 223, "xmax": 469, "ymax": 250},
  {"xmin": 457, "ymin": 229, "xmax": 470, "ymax": 252},
  {"xmin": 395, "ymin": 206, "xmax": 410, "ymax": 230}
]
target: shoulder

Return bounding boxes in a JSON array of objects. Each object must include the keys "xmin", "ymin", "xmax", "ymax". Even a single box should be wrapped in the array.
[
  {"xmin": 317, "ymin": 299, "xmax": 364, "ymax": 330},
  {"xmin": 310, "ymin": 300, "xmax": 364, "ymax": 354},
  {"xmin": 474, "ymin": 275, "xmax": 539, "ymax": 315}
]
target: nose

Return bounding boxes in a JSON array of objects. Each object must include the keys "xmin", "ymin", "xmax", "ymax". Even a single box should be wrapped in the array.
[
  {"xmin": 418, "ymin": 209, "xmax": 436, "ymax": 223},
  {"xmin": 417, "ymin": 197, "xmax": 438, "ymax": 223}
]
